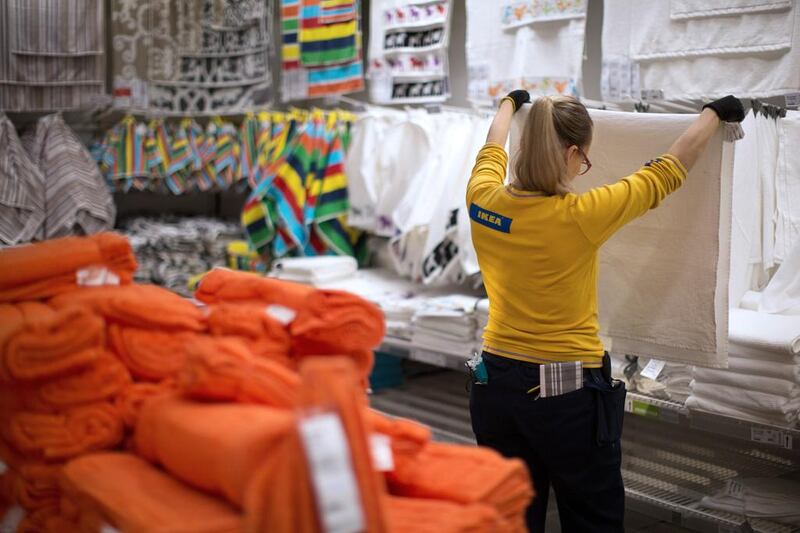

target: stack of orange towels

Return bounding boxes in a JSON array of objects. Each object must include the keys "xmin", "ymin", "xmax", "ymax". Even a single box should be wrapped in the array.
[{"xmin": 0, "ymin": 234, "xmax": 534, "ymax": 532}]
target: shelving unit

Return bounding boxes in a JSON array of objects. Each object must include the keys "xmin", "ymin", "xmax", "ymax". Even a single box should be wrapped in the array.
[{"xmin": 373, "ymin": 338, "xmax": 800, "ymax": 532}]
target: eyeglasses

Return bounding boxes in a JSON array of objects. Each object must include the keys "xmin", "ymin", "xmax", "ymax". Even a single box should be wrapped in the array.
[{"xmin": 577, "ymin": 147, "xmax": 592, "ymax": 175}]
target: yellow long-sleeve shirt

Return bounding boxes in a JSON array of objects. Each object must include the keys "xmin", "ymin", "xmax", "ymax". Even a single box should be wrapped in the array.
[{"xmin": 467, "ymin": 143, "xmax": 687, "ymax": 368}]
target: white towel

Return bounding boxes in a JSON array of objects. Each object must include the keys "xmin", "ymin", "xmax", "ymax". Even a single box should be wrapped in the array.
[
  {"xmin": 670, "ymin": 0, "xmax": 792, "ymax": 20},
  {"xmin": 271, "ymin": 256, "xmax": 358, "ymax": 285},
  {"xmin": 511, "ymin": 108, "xmax": 732, "ymax": 367},
  {"xmin": 693, "ymin": 367, "xmax": 799, "ymax": 397},
  {"xmin": 761, "ymin": 240, "xmax": 800, "ymax": 316},
  {"xmin": 465, "ymin": 0, "xmax": 585, "ymax": 105},
  {"xmin": 775, "ymin": 110, "xmax": 800, "ymax": 263},
  {"xmin": 691, "ymin": 381, "xmax": 800, "ymax": 414},
  {"xmin": 632, "ymin": 2, "xmax": 794, "ymax": 61},
  {"xmin": 686, "ymin": 394, "xmax": 799, "ymax": 426},
  {"xmin": 603, "ymin": 0, "xmax": 800, "ymax": 100},
  {"xmin": 729, "ymin": 112, "xmax": 761, "ymax": 308},
  {"xmin": 739, "ymin": 291, "xmax": 761, "ymax": 311},
  {"xmin": 703, "ymin": 478, "xmax": 800, "ymax": 526},
  {"xmin": 729, "ymin": 308, "xmax": 800, "ymax": 355},
  {"xmin": 726, "ymin": 354, "xmax": 800, "ymax": 381},
  {"xmin": 755, "ymin": 112, "xmax": 780, "ymax": 278}
]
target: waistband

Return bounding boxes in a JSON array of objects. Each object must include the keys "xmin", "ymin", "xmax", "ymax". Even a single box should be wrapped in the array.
[{"xmin": 482, "ymin": 350, "xmax": 612, "ymax": 390}]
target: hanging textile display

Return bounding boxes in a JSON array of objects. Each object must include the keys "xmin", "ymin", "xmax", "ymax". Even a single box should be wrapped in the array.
[
  {"xmin": 510, "ymin": 108, "xmax": 733, "ymax": 368},
  {"xmin": 280, "ymin": 0, "xmax": 365, "ymax": 102},
  {"xmin": 602, "ymin": 0, "xmax": 800, "ymax": 101},
  {"xmin": 92, "ymin": 112, "xmax": 278, "ymax": 194},
  {"xmin": 368, "ymin": 1, "xmax": 452, "ymax": 104},
  {"xmin": 110, "ymin": 0, "xmax": 273, "ymax": 113},
  {"xmin": 465, "ymin": 0, "xmax": 586, "ymax": 107},
  {"xmin": 0, "ymin": 0, "xmax": 106, "ymax": 111},
  {"xmin": 242, "ymin": 109, "xmax": 367, "ymax": 261}
]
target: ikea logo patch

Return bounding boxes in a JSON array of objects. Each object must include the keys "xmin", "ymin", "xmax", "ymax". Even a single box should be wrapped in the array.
[{"xmin": 469, "ymin": 203, "xmax": 512, "ymax": 233}]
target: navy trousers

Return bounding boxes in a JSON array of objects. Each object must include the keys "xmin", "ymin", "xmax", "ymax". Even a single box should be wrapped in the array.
[{"xmin": 469, "ymin": 352, "xmax": 626, "ymax": 533}]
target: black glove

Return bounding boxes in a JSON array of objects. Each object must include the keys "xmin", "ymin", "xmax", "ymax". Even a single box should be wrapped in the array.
[
  {"xmin": 502, "ymin": 90, "xmax": 530, "ymax": 113},
  {"xmin": 702, "ymin": 95, "xmax": 745, "ymax": 123}
]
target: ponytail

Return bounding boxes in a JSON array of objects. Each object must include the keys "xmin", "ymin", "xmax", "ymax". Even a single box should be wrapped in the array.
[{"xmin": 513, "ymin": 95, "xmax": 593, "ymax": 196}]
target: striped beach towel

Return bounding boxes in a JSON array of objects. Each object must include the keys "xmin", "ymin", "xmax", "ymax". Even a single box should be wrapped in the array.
[
  {"xmin": 299, "ymin": 0, "xmax": 358, "ymax": 67},
  {"xmin": 320, "ymin": 0, "xmax": 357, "ymax": 24}
]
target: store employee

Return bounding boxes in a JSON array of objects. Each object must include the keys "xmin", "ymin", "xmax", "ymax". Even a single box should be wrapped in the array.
[{"xmin": 467, "ymin": 90, "xmax": 745, "ymax": 532}]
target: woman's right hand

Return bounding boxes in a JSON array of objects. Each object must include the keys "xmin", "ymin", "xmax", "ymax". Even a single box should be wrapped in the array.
[{"xmin": 702, "ymin": 95, "xmax": 745, "ymax": 123}]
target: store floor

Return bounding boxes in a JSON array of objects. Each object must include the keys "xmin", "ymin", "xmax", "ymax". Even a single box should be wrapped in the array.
[{"xmin": 543, "ymin": 494, "xmax": 692, "ymax": 532}]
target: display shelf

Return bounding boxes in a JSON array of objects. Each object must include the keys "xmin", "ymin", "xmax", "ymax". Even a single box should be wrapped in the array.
[
  {"xmin": 379, "ymin": 336, "xmax": 474, "ymax": 372},
  {"xmin": 371, "ymin": 367, "xmax": 800, "ymax": 533}
]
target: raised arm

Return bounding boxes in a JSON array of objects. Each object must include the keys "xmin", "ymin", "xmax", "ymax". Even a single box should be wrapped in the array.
[
  {"xmin": 486, "ymin": 90, "xmax": 530, "ymax": 145},
  {"xmin": 668, "ymin": 95, "xmax": 745, "ymax": 170}
]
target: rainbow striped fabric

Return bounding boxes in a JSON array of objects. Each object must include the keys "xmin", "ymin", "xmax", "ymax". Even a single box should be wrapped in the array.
[{"xmin": 281, "ymin": 0, "xmax": 364, "ymax": 101}]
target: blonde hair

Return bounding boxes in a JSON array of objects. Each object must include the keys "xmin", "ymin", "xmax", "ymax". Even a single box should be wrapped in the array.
[{"xmin": 513, "ymin": 95, "xmax": 593, "ymax": 196}]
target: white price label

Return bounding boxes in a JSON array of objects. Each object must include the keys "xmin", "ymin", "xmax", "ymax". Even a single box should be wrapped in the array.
[
  {"xmin": 0, "ymin": 460, "xmax": 6, "ymax": 476},
  {"xmin": 723, "ymin": 478, "xmax": 744, "ymax": 498},
  {"xmin": 265, "ymin": 304, "xmax": 297, "ymax": 325},
  {"xmin": 76, "ymin": 266, "xmax": 120, "ymax": 287},
  {"xmin": 785, "ymin": 93, "xmax": 800, "ymax": 108},
  {"xmin": 0, "ymin": 506, "xmax": 25, "ymax": 533},
  {"xmin": 370, "ymin": 434, "xmax": 394, "ymax": 472},
  {"xmin": 411, "ymin": 349, "xmax": 447, "ymax": 368},
  {"xmin": 751, "ymin": 427, "xmax": 792, "ymax": 449},
  {"xmin": 640, "ymin": 359, "xmax": 666, "ymax": 381},
  {"xmin": 100, "ymin": 525, "xmax": 122, "ymax": 533},
  {"xmin": 298, "ymin": 413, "xmax": 365, "ymax": 533}
]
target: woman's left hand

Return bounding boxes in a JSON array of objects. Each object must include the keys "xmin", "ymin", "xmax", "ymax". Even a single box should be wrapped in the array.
[{"xmin": 502, "ymin": 90, "xmax": 531, "ymax": 113}]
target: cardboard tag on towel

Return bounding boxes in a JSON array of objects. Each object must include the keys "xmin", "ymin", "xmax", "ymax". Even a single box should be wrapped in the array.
[
  {"xmin": 539, "ymin": 361, "xmax": 583, "ymax": 398},
  {"xmin": 298, "ymin": 412, "xmax": 365, "ymax": 533}
]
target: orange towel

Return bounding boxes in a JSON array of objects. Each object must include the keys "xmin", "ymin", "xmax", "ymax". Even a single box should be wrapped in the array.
[
  {"xmin": 135, "ymin": 395, "xmax": 294, "ymax": 508},
  {"xmin": 61, "ymin": 453, "xmax": 243, "ymax": 533},
  {"xmin": 195, "ymin": 269, "xmax": 384, "ymax": 352},
  {"xmin": 10, "ymin": 354, "xmax": 130, "ymax": 412},
  {"xmin": 365, "ymin": 410, "xmax": 431, "ymax": 468},
  {"xmin": 7, "ymin": 403, "xmax": 123, "ymax": 461},
  {"xmin": 113, "ymin": 380, "xmax": 178, "ymax": 429},
  {"xmin": 386, "ymin": 496, "xmax": 507, "ymax": 533},
  {"xmin": 108, "ymin": 325, "xmax": 205, "ymax": 381},
  {"xmin": 16, "ymin": 504, "xmax": 62, "ymax": 533},
  {"xmin": 50, "ymin": 284, "xmax": 206, "ymax": 331},
  {"xmin": 0, "ymin": 233, "xmax": 137, "ymax": 303},
  {"xmin": 0, "ymin": 304, "xmax": 104, "ymax": 382},
  {"xmin": 206, "ymin": 303, "xmax": 292, "ymax": 363},
  {"xmin": 0, "ymin": 438, "xmax": 61, "ymax": 511},
  {"xmin": 244, "ymin": 357, "xmax": 388, "ymax": 533},
  {"xmin": 387, "ymin": 443, "xmax": 533, "ymax": 532},
  {"xmin": 178, "ymin": 337, "xmax": 300, "ymax": 409}
]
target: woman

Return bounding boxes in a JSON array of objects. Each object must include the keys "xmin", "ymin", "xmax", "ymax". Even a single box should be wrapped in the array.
[{"xmin": 467, "ymin": 91, "xmax": 744, "ymax": 532}]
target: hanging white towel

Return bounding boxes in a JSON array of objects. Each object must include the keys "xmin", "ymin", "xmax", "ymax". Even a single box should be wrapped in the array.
[
  {"xmin": 511, "ymin": 107, "xmax": 732, "ymax": 367},
  {"xmin": 775, "ymin": 110, "xmax": 800, "ymax": 262},
  {"xmin": 603, "ymin": 0, "xmax": 800, "ymax": 100},
  {"xmin": 465, "ymin": 0, "xmax": 585, "ymax": 105},
  {"xmin": 755, "ymin": 111, "xmax": 780, "ymax": 279},
  {"xmin": 729, "ymin": 308, "xmax": 800, "ymax": 355},
  {"xmin": 760, "ymin": 240, "xmax": 800, "ymax": 315},
  {"xmin": 729, "ymin": 111, "xmax": 761, "ymax": 307},
  {"xmin": 670, "ymin": 0, "xmax": 792, "ymax": 20}
]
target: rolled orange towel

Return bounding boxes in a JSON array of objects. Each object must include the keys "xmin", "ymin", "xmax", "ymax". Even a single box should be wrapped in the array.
[
  {"xmin": 10, "ymin": 354, "xmax": 130, "ymax": 411},
  {"xmin": 386, "ymin": 496, "xmax": 507, "ymax": 533},
  {"xmin": 7, "ymin": 403, "xmax": 123, "ymax": 461},
  {"xmin": 179, "ymin": 337, "xmax": 300, "ymax": 409},
  {"xmin": 108, "ymin": 325, "xmax": 205, "ymax": 381},
  {"xmin": 16, "ymin": 503, "xmax": 62, "ymax": 533},
  {"xmin": 135, "ymin": 395, "xmax": 294, "ymax": 507},
  {"xmin": 50, "ymin": 284, "xmax": 206, "ymax": 331},
  {"xmin": 0, "ymin": 233, "xmax": 137, "ymax": 303},
  {"xmin": 207, "ymin": 303, "xmax": 293, "ymax": 365},
  {"xmin": 0, "ymin": 438, "xmax": 62, "ymax": 511},
  {"xmin": 387, "ymin": 442, "xmax": 533, "ymax": 532},
  {"xmin": 0, "ymin": 304, "xmax": 104, "ymax": 382},
  {"xmin": 113, "ymin": 380, "xmax": 179, "ymax": 429},
  {"xmin": 61, "ymin": 453, "xmax": 243, "ymax": 533},
  {"xmin": 244, "ymin": 357, "xmax": 388, "ymax": 533},
  {"xmin": 194, "ymin": 268, "xmax": 313, "ymax": 307}
]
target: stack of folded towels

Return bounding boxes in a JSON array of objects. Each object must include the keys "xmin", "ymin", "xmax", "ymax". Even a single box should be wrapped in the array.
[
  {"xmin": 0, "ymin": 233, "xmax": 534, "ymax": 532},
  {"xmin": 700, "ymin": 477, "xmax": 800, "ymax": 526},
  {"xmin": 410, "ymin": 295, "xmax": 481, "ymax": 355},
  {"xmin": 686, "ymin": 308, "xmax": 800, "ymax": 427}
]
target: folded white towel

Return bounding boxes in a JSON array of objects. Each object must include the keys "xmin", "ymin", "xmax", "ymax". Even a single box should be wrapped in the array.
[
  {"xmin": 272, "ymin": 256, "xmax": 358, "ymax": 285},
  {"xmin": 686, "ymin": 394, "xmax": 799, "ymax": 426},
  {"xmin": 702, "ymin": 478, "xmax": 800, "ymax": 526},
  {"xmin": 725, "ymin": 355, "xmax": 800, "ymax": 381},
  {"xmin": 729, "ymin": 308, "xmax": 800, "ymax": 355},
  {"xmin": 693, "ymin": 367, "xmax": 799, "ymax": 397},
  {"xmin": 690, "ymin": 381, "xmax": 800, "ymax": 415}
]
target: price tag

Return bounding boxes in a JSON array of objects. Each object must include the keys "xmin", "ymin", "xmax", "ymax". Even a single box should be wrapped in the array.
[
  {"xmin": 0, "ymin": 506, "xmax": 25, "ymax": 533},
  {"xmin": 630, "ymin": 400, "xmax": 660, "ymax": 419},
  {"xmin": 0, "ymin": 460, "xmax": 6, "ymax": 475},
  {"xmin": 370, "ymin": 434, "xmax": 394, "ymax": 472},
  {"xmin": 751, "ymin": 427, "xmax": 793, "ymax": 449},
  {"xmin": 624, "ymin": 397, "xmax": 633, "ymax": 413},
  {"xmin": 100, "ymin": 525, "xmax": 122, "ymax": 533},
  {"xmin": 298, "ymin": 413, "xmax": 365, "ymax": 533},
  {"xmin": 785, "ymin": 93, "xmax": 800, "ymax": 109},
  {"xmin": 265, "ymin": 305, "xmax": 297, "ymax": 325},
  {"xmin": 640, "ymin": 359, "xmax": 666, "ymax": 381},
  {"xmin": 76, "ymin": 266, "xmax": 120, "ymax": 287},
  {"xmin": 411, "ymin": 349, "xmax": 447, "ymax": 368},
  {"xmin": 640, "ymin": 89, "xmax": 664, "ymax": 101}
]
